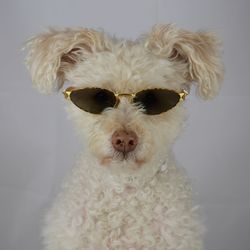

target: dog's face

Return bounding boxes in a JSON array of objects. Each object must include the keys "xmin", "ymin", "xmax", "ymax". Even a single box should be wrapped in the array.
[
  {"xmin": 25, "ymin": 25, "xmax": 223, "ymax": 176},
  {"xmin": 66, "ymin": 44, "xmax": 188, "ymax": 173}
]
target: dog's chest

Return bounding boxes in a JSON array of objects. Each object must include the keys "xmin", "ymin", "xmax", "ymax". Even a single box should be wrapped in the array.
[
  {"xmin": 69, "ymin": 176, "xmax": 192, "ymax": 248},
  {"xmin": 76, "ymin": 185, "xmax": 165, "ymax": 247},
  {"xmin": 45, "ymin": 167, "xmax": 201, "ymax": 249}
]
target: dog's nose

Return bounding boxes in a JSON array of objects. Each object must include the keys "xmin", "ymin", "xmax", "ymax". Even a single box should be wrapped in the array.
[{"xmin": 111, "ymin": 130, "xmax": 138, "ymax": 153}]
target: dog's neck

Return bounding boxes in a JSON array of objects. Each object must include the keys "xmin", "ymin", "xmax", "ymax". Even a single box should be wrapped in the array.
[{"xmin": 77, "ymin": 152, "xmax": 172, "ymax": 190}]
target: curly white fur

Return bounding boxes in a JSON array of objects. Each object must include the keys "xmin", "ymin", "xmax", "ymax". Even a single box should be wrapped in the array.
[
  {"xmin": 25, "ymin": 24, "xmax": 223, "ymax": 250},
  {"xmin": 43, "ymin": 155, "xmax": 203, "ymax": 250}
]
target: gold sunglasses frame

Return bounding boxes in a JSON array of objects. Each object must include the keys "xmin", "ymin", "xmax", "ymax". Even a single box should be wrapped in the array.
[{"xmin": 63, "ymin": 86, "xmax": 188, "ymax": 112}]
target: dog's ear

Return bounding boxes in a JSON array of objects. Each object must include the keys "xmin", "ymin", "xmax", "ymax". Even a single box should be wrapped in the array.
[
  {"xmin": 145, "ymin": 24, "xmax": 224, "ymax": 99},
  {"xmin": 25, "ymin": 28, "xmax": 111, "ymax": 94}
]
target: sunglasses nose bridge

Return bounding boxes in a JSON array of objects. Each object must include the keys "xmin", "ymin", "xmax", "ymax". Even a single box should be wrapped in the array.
[{"xmin": 114, "ymin": 93, "xmax": 135, "ymax": 107}]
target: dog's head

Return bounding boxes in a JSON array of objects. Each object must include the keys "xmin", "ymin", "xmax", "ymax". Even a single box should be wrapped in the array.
[{"xmin": 25, "ymin": 24, "xmax": 223, "ymax": 178}]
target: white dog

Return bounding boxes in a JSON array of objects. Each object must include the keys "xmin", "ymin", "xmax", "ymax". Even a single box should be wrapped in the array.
[{"xmin": 25, "ymin": 24, "xmax": 223, "ymax": 250}]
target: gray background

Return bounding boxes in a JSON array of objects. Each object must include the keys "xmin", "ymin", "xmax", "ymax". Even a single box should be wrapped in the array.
[{"xmin": 0, "ymin": 0, "xmax": 250, "ymax": 249}]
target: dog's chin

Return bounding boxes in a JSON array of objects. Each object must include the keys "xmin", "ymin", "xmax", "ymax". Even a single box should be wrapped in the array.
[{"xmin": 100, "ymin": 153, "xmax": 146, "ymax": 170}]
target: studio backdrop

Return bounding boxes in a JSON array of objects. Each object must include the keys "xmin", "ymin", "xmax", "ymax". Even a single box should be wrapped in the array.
[{"xmin": 0, "ymin": 1, "xmax": 250, "ymax": 250}]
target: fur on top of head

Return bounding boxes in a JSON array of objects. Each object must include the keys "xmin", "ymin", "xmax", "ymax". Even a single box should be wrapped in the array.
[{"xmin": 25, "ymin": 24, "xmax": 223, "ymax": 99}]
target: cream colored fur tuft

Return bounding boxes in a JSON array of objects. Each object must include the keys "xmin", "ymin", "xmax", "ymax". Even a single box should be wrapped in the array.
[
  {"xmin": 145, "ymin": 24, "xmax": 224, "ymax": 99},
  {"xmin": 25, "ymin": 28, "xmax": 111, "ymax": 93}
]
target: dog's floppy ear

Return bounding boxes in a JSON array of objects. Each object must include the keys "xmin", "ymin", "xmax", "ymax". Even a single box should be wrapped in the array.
[
  {"xmin": 25, "ymin": 28, "xmax": 111, "ymax": 94},
  {"xmin": 145, "ymin": 24, "xmax": 224, "ymax": 99}
]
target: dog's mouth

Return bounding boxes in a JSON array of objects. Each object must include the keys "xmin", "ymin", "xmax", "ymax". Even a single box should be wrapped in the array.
[
  {"xmin": 100, "ymin": 152, "xmax": 146, "ymax": 169},
  {"xmin": 114, "ymin": 151, "xmax": 135, "ymax": 161}
]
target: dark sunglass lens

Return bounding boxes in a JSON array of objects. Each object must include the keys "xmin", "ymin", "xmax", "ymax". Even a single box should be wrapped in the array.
[
  {"xmin": 134, "ymin": 89, "xmax": 180, "ymax": 115},
  {"xmin": 70, "ymin": 88, "xmax": 116, "ymax": 114}
]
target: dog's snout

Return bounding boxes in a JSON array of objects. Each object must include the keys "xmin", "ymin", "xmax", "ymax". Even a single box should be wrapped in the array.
[{"xmin": 111, "ymin": 130, "xmax": 138, "ymax": 153}]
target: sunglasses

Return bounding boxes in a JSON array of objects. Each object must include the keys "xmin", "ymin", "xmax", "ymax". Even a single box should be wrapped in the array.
[{"xmin": 63, "ymin": 87, "xmax": 188, "ymax": 115}]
